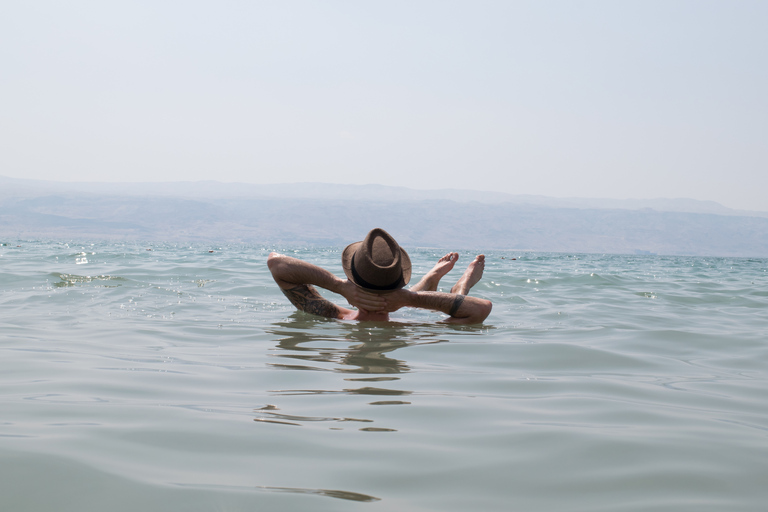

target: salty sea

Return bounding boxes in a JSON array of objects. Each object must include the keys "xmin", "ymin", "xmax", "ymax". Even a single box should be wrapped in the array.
[{"xmin": 1, "ymin": 240, "xmax": 767, "ymax": 512}]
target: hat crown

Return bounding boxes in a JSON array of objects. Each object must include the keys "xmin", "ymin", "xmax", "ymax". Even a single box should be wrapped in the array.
[{"xmin": 368, "ymin": 233, "xmax": 400, "ymax": 269}]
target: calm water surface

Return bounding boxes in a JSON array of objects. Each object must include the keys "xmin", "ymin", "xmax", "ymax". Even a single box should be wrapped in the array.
[{"xmin": 1, "ymin": 241, "xmax": 767, "ymax": 511}]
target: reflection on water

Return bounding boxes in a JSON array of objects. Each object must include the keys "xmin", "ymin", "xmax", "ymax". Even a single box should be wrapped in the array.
[
  {"xmin": 256, "ymin": 316, "xmax": 445, "ymax": 430},
  {"xmin": 266, "ymin": 315, "xmax": 447, "ymax": 375},
  {"xmin": 256, "ymin": 486, "xmax": 381, "ymax": 503},
  {"xmin": 174, "ymin": 483, "xmax": 381, "ymax": 503},
  {"xmin": 253, "ymin": 404, "xmax": 373, "ymax": 427},
  {"xmin": 267, "ymin": 387, "xmax": 412, "ymax": 397}
]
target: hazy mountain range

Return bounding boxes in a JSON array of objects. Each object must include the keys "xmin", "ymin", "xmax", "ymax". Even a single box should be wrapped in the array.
[{"xmin": 2, "ymin": 175, "xmax": 767, "ymax": 257}]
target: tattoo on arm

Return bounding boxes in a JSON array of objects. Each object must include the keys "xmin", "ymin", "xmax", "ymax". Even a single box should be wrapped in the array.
[
  {"xmin": 281, "ymin": 284, "xmax": 342, "ymax": 319},
  {"xmin": 449, "ymin": 294, "xmax": 465, "ymax": 317}
]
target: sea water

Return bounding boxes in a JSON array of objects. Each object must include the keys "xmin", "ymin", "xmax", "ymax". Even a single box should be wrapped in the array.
[{"xmin": 1, "ymin": 240, "xmax": 767, "ymax": 511}]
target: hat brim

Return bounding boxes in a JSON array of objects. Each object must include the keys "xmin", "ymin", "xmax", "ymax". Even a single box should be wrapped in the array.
[{"xmin": 342, "ymin": 240, "xmax": 412, "ymax": 292}]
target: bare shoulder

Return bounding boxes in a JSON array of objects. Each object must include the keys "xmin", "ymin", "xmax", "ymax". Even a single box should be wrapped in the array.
[{"xmin": 280, "ymin": 284, "xmax": 349, "ymax": 319}]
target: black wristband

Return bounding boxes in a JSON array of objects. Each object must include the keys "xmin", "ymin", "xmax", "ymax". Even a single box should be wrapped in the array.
[{"xmin": 449, "ymin": 294, "xmax": 465, "ymax": 317}]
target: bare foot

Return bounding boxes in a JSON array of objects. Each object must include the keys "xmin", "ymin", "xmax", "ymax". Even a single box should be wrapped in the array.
[
  {"xmin": 451, "ymin": 255, "xmax": 485, "ymax": 295},
  {"xmin": 432, "ymin": 252, "xmax": 459, "ymax": 280},
  {"xmin": 410, "ymin": 252, "xmax": 459, "ymax": 292}
]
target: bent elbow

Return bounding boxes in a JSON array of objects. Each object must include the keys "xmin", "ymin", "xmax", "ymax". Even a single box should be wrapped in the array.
[
  {"xmin": 267, "ymin": 252, "xmax": 286, "ymax": 279},
  {"xmin": 456, "ymin": 299, "xmax": 492, "ymax": 324},
  {"xmin": 449, "ymin": 299, "xmax": 492, "ymax": 325},
  {"xmin": 475, "ymin": 299, "xmax": 492, "ymax": 323},
  {"xmin": 267, "ymin": 252, "xmax": 282, "ymax": 270}
]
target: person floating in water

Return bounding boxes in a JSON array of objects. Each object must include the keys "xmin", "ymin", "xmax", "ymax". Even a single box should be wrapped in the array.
[{"xmin": 268, "ymin": 228, "xmax": 492, "ymax": 324}]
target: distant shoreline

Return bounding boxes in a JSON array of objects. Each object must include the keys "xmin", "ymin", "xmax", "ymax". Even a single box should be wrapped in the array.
[{"xmin": 3, "ymin": 177, "xmax": 768, "ymax": 257}]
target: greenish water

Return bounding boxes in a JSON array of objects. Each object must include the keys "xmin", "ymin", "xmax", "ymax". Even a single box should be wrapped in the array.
[{"xmin": 2, "ymin": 241, "xmax": 767, "ymax": 511}]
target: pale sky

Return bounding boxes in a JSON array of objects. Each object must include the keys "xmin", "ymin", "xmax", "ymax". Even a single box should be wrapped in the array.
[{"xmin": 2, "ymin": 1, "xmax": 767, "ymax": 210}]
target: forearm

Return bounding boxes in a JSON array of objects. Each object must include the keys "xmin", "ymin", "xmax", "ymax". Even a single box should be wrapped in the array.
[
  {"xmin": 267, "ymin": 253, "xmax": 345, "ymax": 294},
  {"xmin": 268, "ymin": 252, "xmax": 386, "ymax": 313},
  {"xmin": 405, "ymin": 290, "xmax": 492, "ymax": 324}
]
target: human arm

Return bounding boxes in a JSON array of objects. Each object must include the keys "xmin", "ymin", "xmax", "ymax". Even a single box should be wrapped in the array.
[
  {"xmin": 378, "ymin": 288, "xmax": 492, "ymax": 324},
  {"xmin": 267, "ymin": 252, "xmax": 387, "ymax": 318}
]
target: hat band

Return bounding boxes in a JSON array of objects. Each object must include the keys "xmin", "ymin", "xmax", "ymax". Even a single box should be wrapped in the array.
[{"xmin": 350, "ymin": 254, "xmax": 403, "ymax": 291}]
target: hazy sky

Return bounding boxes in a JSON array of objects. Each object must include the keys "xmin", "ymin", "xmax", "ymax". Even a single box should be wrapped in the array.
[{"xmin": 2, "ymin": 1, "xmax": 767, "ymax": 210}]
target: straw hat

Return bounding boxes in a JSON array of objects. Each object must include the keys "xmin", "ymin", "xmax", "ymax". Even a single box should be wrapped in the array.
[{"xmin": 342, "ymin": 228, "xmax": 411, "ymax": 292}]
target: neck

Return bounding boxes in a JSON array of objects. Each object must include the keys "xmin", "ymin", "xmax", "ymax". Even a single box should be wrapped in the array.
[{"xmin": 350, "ymin": 309, "xmax": 390, "ymax": 322}]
